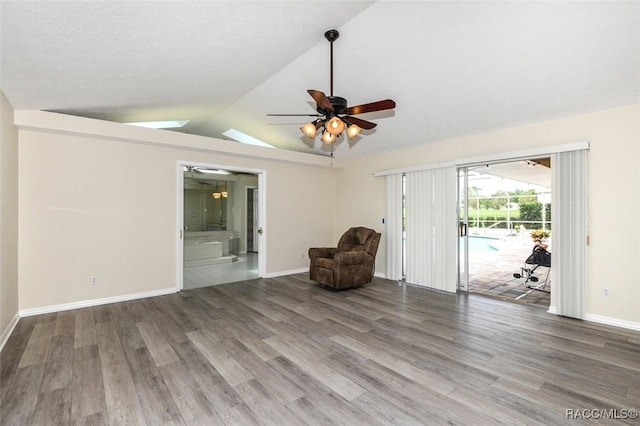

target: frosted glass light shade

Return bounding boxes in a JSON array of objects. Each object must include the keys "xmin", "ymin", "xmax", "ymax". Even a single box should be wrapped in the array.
[
  {"xmin": 346, "ymin": 124, "xmax": 362, "ymax": 139},
  {"xmin": 300, "ymin": 122, "xmax": 317, "ymax": 138},
  {"xmin": 326, "ymin": 116, "xmax": 346, "ymax": 135},
  {"xmin": 321, "ymin": 131, "xmax": 336, "ymax": 144}
]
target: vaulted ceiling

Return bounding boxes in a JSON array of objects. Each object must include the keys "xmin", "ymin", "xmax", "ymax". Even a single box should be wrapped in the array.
[{"xmin": 2, "ymin": 1, "xmax": 638, "ymax": 158}]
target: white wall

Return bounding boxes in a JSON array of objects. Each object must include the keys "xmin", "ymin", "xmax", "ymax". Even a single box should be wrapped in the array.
[
  {"xmin": 16, "ymin": 111, "xmax": 338, "ymax": 311},
  {"xmin": 0, "ymin": 91, "xmax": 19, "ymax": 340},
  {"xmin": 336, "ymin": 103, "xmax": 640, "ymax": 325}
]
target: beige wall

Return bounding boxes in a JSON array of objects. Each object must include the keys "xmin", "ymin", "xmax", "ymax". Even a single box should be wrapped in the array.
[
  {"xmin": 16, "ymin": 111, "xmax": 337, "ymax": 311},
  {"xmin": 12, "ymin": 105, "xmax": 640, "ymax": 327},
  {"xmin": 335, "ymin": 103, "xmax": 640, "ymax": 324},
  {"xmin": 1, "ymin": 91, "xmax": 19, "ymax": 335}
]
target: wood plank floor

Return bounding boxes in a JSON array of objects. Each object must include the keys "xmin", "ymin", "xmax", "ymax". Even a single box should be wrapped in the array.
[{"xmin": 1, "ymin": 274, "xmax": 639, "ymax": 425}]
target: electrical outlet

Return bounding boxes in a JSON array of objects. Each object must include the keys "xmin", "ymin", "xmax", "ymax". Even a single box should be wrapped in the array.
[
  {"xmin": 91, "ymin": 276, "xmax": 98, "ymax": 285},
  {"xmin": 602, "ymin": 288, "xmax": 609, "ymax": 297}
]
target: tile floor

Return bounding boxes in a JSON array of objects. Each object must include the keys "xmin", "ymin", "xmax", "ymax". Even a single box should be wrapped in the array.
[
  {"xmin": 468, "ymin": 236, "xmax": 551, "ymax": 308},
  {"xmin": 183, "ymin": 252, "xmax": 259, "ymax": 289}
]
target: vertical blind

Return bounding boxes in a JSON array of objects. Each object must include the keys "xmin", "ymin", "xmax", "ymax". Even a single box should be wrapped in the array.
[
  {"xmin": 385, "ymin": 174, "xmax": 403, "ymax": 281},
  {"xmin": 553, "ymin": 149, "xmax": 588, "ymax": 319},
  {"xmin": 404, "ymin": 167, "xmax": 457, "ymax": 292}
]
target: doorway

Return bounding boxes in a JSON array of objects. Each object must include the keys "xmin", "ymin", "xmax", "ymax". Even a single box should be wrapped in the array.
[
  {"xmin": 177, "ymin": 162, "xmax": 266, "ymax": 290},
  {"xmin": 458, "ymin": 158, "xmax": 552, "ymax": 307}
]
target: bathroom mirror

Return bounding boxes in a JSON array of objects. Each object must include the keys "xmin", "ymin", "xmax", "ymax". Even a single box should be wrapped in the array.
[{"xmin": 183, "ymin": 177, "xmax": 233, "ymax": 231}]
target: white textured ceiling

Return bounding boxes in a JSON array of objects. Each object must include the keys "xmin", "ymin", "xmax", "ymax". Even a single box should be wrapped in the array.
[{"xmin": 2, "ymin": 1, "xmax": 639, "ymax": 158}]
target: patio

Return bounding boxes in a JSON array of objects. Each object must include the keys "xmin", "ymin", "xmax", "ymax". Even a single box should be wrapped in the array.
[{"xmin": 467, "ymin": 233, "xmax": 551, "ymax": 308}]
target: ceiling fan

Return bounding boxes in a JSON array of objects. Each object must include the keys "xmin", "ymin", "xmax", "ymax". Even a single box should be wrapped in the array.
[{"xmin": 268, "ymin": 29, "xmax": 396, "ymax": 155}]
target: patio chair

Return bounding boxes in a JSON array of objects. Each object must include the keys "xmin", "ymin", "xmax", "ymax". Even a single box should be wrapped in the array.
[{"xmin": 513, "ymin": 243, "xmax": 551, "ymax": 292}]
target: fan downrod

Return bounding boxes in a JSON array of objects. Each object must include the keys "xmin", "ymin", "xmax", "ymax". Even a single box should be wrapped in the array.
[{"xmin": 324, "ymin": 29, "xmax": 339, "ymax": 42}]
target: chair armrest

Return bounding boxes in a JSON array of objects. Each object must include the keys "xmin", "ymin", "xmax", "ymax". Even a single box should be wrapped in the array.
[
  {"xmin": 334, "ymin": 251, "xmax": 374, "ymax": 266},
  {"xmin": 308, "ymin": 247, "xmax": 338, "ymax": 261}
]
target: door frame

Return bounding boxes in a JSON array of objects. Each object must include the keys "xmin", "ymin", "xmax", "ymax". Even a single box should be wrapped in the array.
[
  {"xmin": 245, "ymin": 186, "xmax": 259, "ymax": 253},
  {"xmin": 176, "ymin": 160, "xmax": 267, "ymax": 291},
  {"xmin": 457, "ymin": 166, "xmax": 470, "ymax": 291}
]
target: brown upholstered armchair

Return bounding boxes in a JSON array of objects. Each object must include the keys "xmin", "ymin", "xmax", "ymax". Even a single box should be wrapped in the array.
[{"xmin": 308, "ymin": 227, "xmax": 381, "ymax": 289}]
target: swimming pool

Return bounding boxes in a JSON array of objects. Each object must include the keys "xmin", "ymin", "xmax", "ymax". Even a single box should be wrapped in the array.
[{"xmin": 465, "ymin": 236, "xmax": 499, "ymax": 252}]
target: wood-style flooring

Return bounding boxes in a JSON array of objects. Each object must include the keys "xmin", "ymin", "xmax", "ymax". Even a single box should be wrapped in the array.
[{"xmin": 1, "ymin": 274, "xmax": 639, "ymax": 425}]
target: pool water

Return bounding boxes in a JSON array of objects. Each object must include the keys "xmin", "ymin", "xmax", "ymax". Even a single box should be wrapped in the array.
[{"xmin": 466, "ymin": 236, "xmax": 499, "ymax": 252}]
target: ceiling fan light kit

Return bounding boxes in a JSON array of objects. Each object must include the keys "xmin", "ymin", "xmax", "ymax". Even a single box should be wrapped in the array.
[{"xmin": 269, "ymin": 29, "xmax": 396, "ymax": 156}]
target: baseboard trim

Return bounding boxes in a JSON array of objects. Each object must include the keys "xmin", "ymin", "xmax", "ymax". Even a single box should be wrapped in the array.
[
  {"xmin": 19, "ymin": 287, "xmax": 178, "ymax": 318},
  {"xmin": 374, "ymin": 271, "xmax": 386, "ymax": 279},
  {"xmin": 547, "ymin": 306, "xmax": 640, "ymax": 331},
  {"xmin": 263, "ymin": 268, "xmax": 308, "ymax": 278},
  {"xmin": 583, "ymin": 313, "xmax": 640, "ymax": 332},
  {"xmin": 0, "ymin": 313, "xmax": 21, "ymax": 352}
]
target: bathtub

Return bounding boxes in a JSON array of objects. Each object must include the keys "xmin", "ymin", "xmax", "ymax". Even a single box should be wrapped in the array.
[{"xmin": 183, "ymin": 230, "xmax": 240, "ymax": 267}]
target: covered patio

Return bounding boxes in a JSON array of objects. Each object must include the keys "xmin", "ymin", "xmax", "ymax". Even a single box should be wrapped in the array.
[{"xmin": 468, "ymin": 234, "xmax": 551, "ymax": 308}]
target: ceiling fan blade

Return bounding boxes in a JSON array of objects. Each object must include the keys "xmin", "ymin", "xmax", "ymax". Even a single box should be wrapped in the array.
[
  {"xmin": 345, "ymin": 116, "xmax": 377, "ymax": 130},
  {"xmin": 345, "ymin": 99, "xmax": 396, "ymax": 115},
  {"xmin": 307, "ymin": 89, "xmax": 334, "ymax": 112},
  {"xmin": 267, "ymin": 113, "xmax": 322, "ymax": 117}
]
